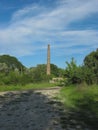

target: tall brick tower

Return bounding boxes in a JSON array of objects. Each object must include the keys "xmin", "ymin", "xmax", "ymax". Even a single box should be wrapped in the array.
[{"xmin": 47, "ymin": 44, "xmax": 51, "ymax": 75}]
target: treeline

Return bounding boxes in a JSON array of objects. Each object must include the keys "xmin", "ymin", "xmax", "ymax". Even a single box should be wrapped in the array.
[
  {"xmin": 0, "ymin": 49, "xmax": 98, "ymax": 86},
  {"xmin": 0, "ymin": 55, "xmax": 64, "ymax": 85},
  {"xmin": 64, "ymin": 49, "xmax": 98, "ymax": 86}
]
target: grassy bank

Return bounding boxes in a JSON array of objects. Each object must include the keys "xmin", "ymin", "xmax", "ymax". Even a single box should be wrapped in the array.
[
  {"xmin": 57, "ymin": 84, "xmax": 98, "ymax": 130},
  {"xmin": 0, "ymin": 82, "xmax": 56, "ymax": 92},
  {"xmin": 59, "ymin": 84, "xmax": 98, "ymax": 113}
]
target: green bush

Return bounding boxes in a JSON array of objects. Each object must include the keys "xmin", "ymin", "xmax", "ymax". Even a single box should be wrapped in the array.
[
  {"xmin": 0, "ymin": 71, "xmax": 33, "ymax": 85},
  {"xmin": 64, "ymin": 58, "xmax": 85, "ymax": 85}
]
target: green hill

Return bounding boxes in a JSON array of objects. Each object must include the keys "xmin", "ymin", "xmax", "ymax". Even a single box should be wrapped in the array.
[{"xmin": 0, "ymin": 55, "xmax": 25, "ymax": 71}]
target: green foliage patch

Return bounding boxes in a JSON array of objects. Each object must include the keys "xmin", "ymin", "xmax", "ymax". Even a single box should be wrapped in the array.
[
  {"xmin": 64, "ymin": 49, "xmax": 98, "ymax": 85},
  {"xmin": 59, "ymin": 85, "xmax": 98, "ymax": 116}
]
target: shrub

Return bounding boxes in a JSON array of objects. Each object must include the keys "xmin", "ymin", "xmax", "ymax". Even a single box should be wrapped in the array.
[{"xmin": 64, "ymin": 58, "xmax": 85, "ymax": 85}]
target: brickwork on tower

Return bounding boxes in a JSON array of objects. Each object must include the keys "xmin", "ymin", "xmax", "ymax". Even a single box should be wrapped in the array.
[{"xmin": 47, "ymin": 44, "xmax": 51, "ymax": 75}]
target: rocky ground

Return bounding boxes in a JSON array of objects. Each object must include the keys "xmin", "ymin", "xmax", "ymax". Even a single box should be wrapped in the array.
[{"xmin": 0, "ymin": 87, "xmax": 96, "ymax": 130}]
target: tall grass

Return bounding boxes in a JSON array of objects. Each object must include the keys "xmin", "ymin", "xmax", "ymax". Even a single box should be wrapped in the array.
[{"xmin": 59, "ymin": 84, "xmax": 98, "ymax": 115}]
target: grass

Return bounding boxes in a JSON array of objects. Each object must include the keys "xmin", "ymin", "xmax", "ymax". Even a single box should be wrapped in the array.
[
  {"xmin": 0, "ymin": 82, "xmax": 57, "ymax": 92},
  {"xmin": 58, "ymin": 84, "xmax": 98, "ymax": 115},
  {"xmin": 58, "ymin": 84, "xmax": 98, "ymax": 129}
]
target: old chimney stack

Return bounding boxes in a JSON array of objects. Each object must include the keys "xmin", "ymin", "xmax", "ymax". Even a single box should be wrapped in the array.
[{"xmin": 47, "ymin": 44, "xmax": 51, "ymax": 75}]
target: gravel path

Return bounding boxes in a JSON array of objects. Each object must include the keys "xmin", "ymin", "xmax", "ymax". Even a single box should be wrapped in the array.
[
  {"xmin": 0, "ymin": 87, "xmax": 63, "ymax": 130},
  {"xmin": 0, "ymin": 87, "xmax": 95, "ymax": 130}
]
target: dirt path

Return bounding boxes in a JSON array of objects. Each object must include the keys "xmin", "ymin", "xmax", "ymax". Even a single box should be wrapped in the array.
[
  {"xmin": 0, "ymin": 87, "xmax": 63, "ymax": 130},
  {"xmin": 0, "ymin": 87, "xmax": 94, "ymax": 130}
]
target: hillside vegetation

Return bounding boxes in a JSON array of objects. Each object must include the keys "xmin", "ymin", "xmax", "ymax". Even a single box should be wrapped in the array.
[
  {"xmin": 0, "ymin": 55, "xmax": 25, "ymax": 71},
  {"xmin": 0, "ymin": 55, "xmax": 64, "ymax": 86}
]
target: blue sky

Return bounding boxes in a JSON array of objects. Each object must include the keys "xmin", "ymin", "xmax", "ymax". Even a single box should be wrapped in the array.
[{"xmin": 0, "ymin": 0, "xmax": 98, "ymax": 68}]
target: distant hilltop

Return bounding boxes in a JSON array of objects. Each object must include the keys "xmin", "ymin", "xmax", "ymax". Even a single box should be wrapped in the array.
[{"xmin": 0, "ymin": 55, "xmax": 25, "ymax": 71}]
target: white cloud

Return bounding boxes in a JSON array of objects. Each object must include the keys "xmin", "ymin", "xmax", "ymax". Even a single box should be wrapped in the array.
[{"xmin": 0, "ymin": 0, "xmax": 98, "ymax": 57}]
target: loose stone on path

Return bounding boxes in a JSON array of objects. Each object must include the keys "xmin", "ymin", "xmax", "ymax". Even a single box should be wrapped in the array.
[
  {"xmin": 0, "ymin": 87, "xmax": 63, "ymax": 130},
  {"xmin": 0, "ymin": 87, "xmax": 94, "ymax": 130}
]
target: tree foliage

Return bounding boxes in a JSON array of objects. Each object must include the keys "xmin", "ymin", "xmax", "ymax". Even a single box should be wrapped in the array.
[
  {"xmin": 64, "ymin": 49, "xmax": 98, "ymax": 86},
  {"xmin": 0, "ymin": 63, "xmax": 9, "ymax": 73},
  {"xmin": 84, "ymin": 49, "xmax": 98, "ymax": 84},
  {"xmin": 30, "ymin": 64, "xmax": 63, "ymax": 83},
  {"xmin": 0, "ymin": 55, "xmax": 25, "ymax": 71},
  {"xmin": 64, "ymin": 58, "xmax": 84, "ymax": 85}
]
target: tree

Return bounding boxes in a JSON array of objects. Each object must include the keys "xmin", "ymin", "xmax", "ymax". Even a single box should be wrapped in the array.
[
  {"xmin": 50, "ymin": 64, "xmax": 60, "ymax": 77},
  {"xmin": 32, "ymin": 64, "xmax": 47, "ymax": 82},
  {"xmin": 64, "ymin": 58, "xmax": 84, "ymax": 85},
  {"xmin": 84, "ymin": 49, "xmax": 98, "ymax": 84},
  {"xmin": 29, "ymin": 64, "xmax": 63, "ymax": 82}
]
